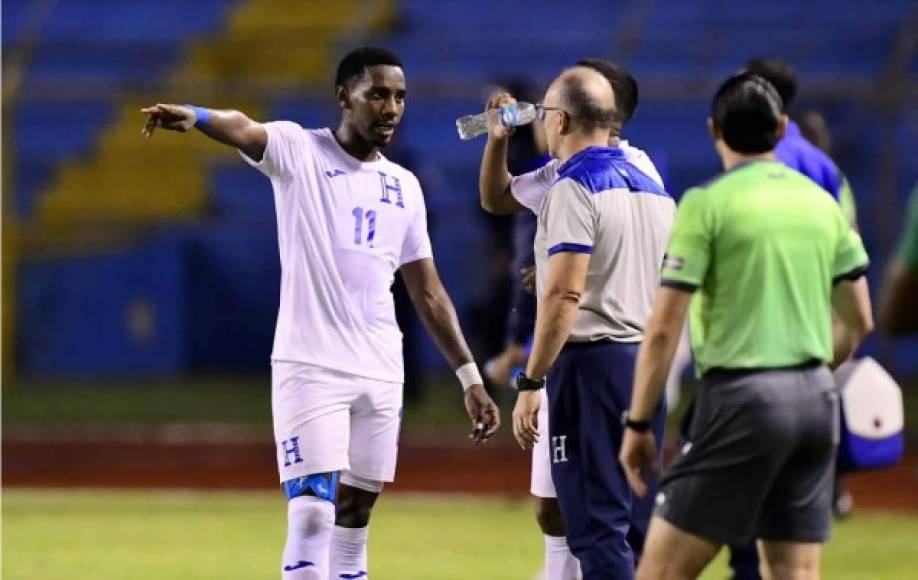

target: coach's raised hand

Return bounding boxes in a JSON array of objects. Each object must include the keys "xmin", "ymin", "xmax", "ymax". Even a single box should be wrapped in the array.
[
  {"xmin": 479, "ymin": 90, "xmax": 530, "ymax": 215},
  {"xmin": 485, "ymin": 91, "xmax": 517, "ymax": 140},
  {"xmin": 464, "ymin": 383, "xmax": 501, "ymax": 444},
  {"xmin": 141, "ymin": 103, "xmax": 197, "ymax": 136}
]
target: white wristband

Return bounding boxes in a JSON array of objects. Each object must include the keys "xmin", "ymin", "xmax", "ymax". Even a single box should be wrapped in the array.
[{"xmin": 455, "ymin": 362, "xmax": 483, "ymax": 392}]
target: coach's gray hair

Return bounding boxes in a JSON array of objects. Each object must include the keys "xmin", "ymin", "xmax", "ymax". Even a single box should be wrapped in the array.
[{"xmin": 559, "ymin": 69, "xmax": 617, "ymax": 134}]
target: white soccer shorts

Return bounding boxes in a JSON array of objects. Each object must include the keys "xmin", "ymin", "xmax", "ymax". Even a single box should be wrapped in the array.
[
  {"xmin": 272, "ymin": 360, "xmax": 403, "ymax": 484},
  {"xmin": 530, "ymin": 388, "xmax": 557, "ymax": 498}
]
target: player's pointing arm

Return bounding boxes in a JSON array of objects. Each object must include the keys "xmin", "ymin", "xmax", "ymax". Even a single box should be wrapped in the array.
[{"xmin": 141, "ymin": 103, "xmax": 268, "ymax": 162}]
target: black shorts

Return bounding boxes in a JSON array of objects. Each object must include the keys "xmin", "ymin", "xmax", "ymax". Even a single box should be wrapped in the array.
[{"xmin": 657, "ymin": 364, "xmax": 839, "ymax": 545}]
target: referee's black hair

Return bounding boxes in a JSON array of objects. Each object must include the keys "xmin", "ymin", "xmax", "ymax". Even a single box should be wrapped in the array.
[
  {"xmin": 335, "ymin": 47, "xmax": 404, "ymax": 88},
  {"xmin": 741, "ymin": 57, "xmax": 797, "ymax": 110},
  {"xmin": 575, "ymin": 58, "xmax": 639, "ymax": 126},
  {"xmin": 711, "ymin": 72, "xmax": 784, "ymax": 154}
]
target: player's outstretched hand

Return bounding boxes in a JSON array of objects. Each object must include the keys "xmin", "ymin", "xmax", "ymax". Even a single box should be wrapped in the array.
[
  {"xmin": 485, "ymin": 91, "xmax": 517, "ymax": 140},
  {"xmin": 464, "ymin": 384, "xmax": 501, "ymax": 445},
  {"xmin": 619, "ymin": 429, "xmax": 659, "ymax": 498},
  {"xmin": 141, "ymin": 103, "xmax": 197, "ymax": 137},
  {"xmin": 511, "ymin": 390, "xmax": 540, "ymax": 450}
]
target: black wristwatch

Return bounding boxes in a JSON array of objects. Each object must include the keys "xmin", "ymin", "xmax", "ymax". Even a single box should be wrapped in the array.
[
  {"xmin": 622, "ymin": 413, "xmax": 652, "ymax": 432},
  {"xmin": 515, "ymin": 373, "xmax": 546, "ymax": 391}
]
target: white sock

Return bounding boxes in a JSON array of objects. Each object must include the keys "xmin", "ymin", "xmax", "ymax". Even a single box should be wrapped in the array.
[
  {"xmin": 282, "ymin": 496, "xmax": 335, "ymax": 579},
  {"xmin": 330, "ymin": 525, "xmax": 369, "ymax": 579},
  {"xmin": 544, "ymin": 534, "xmax": 581, "ymax": 580}
]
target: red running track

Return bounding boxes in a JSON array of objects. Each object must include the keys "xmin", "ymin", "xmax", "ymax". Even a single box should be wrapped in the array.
[{"xmin": 3, "ymin": 432, "xmax": 915, "ymax": 511}]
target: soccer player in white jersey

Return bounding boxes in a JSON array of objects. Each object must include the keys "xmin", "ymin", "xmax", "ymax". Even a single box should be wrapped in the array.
[
  {"xmin": 479, "ymin": 59, "xmax": 667, "ymax": 580},
  {"xmin": 141, "ymin": 47, "xmax": 500, "ymax": 580}
]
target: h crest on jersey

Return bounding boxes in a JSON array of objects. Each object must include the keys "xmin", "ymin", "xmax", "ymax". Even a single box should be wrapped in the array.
[{"xmin": 377, "ymin": 171, "xmax": 404, "ymax": 208}]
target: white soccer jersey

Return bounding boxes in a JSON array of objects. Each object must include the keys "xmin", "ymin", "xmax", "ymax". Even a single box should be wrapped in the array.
[
  {"xmin": 511, "ymin": 139, "xmax": 663, "ymax": 215},
  {"xmin": 242, "ymin": 123, "xmax": 432, "ymax": 383}
]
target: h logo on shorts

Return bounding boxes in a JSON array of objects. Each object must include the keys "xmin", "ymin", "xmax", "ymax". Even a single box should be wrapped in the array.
[
  {"xmin": 551, "ymin": 435, "xmax": 569, "ymax": 464},
  {"xmin": 281, "ymin": 436, "xmax": 303, "ymax": 467},
  {"xmin": 377, "ymin": 171, "xmax": 404, "ymax": 208}
]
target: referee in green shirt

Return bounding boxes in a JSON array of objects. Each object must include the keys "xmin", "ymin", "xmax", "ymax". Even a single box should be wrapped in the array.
[{"xmin": 619, "ymin": 73, "xmax": 874, "ymax": 579}]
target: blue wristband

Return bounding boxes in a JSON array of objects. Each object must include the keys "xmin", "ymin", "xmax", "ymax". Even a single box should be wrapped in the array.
[{"xmin": 186, "ymin": 104, "xmax": 211, "ymax": 127}]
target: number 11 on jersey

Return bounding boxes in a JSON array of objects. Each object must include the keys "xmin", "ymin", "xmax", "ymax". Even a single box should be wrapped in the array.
[{"xmin": 352, "ymin": 206, "xmax": 377, "ymax": 247}]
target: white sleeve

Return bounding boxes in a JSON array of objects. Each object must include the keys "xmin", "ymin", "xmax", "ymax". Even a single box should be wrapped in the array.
[
  {"xmin": 239, "ymin": 121, "xmax": 306, "ymax": 178},
  {"xmin": 399, "ymin": 178, "xmax": 434, "ymax": 266},
  {"xmin": 621, "ymin": 143, "xmax": 664, "ymax": 189},
  {"xmin": 510, "ymin": 160, "xmax": 560, "ymax": 215}
]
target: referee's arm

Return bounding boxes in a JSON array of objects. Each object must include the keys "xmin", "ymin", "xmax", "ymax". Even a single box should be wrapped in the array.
[
  {"xmin": 831, "ymin": 277, "xmax": 874, "ymax": 369},
  {"xmin": 621, "ymin": 285, "xmax": 692, "ymax": 497},
  {"xmin": 628, "ymin": 188, "xmax": 709, "ymax": 423},
  {"xmin": 622, "ymin": 186, "xmax": 707, "ymax": 497},
  {"xmin": 628, "ymin": 286, "xmax": 692, "ymax": 423}
]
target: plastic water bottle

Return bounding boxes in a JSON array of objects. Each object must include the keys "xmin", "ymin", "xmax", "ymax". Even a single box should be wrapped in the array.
[{"xmin": 456, "ymin": 102, "xmax": 537, "ymax": 140}]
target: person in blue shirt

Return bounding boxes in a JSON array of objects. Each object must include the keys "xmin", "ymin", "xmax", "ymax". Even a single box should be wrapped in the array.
[{"xmin": 743, "ymin": 57, "xmax": 858, "ymax": 226}]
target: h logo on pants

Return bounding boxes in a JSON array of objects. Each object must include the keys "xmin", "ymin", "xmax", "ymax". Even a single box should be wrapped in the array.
[
  {"xmin": 552, "ymin": 435, "xmax": 569, "ymax": 463},
  {"xmin": 281, "ymin": 436, "xmax": 303, "ymax": 467}
]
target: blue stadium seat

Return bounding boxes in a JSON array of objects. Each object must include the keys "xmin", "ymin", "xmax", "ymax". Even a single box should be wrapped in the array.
[
  {"xmin": 26, "ymin": 42, "xmax": 180, "ymax": 86},
  {"xmin": 2, "ymin": 0, "xmax": 37, "ymax": 45},
  {"xmin": 38, "ymin": 0, "xmax": 231, "ymax": 43},
  {"xmin": 9, "ymin": 0, "xmax": 237, "ymax": 217},
  {"xmin": 13, "ymin": 101, "xmax": 115, "ymax": 215}
]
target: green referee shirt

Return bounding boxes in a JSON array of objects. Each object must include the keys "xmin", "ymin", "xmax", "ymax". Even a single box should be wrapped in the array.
[
  {"xmin": 662, "ymin": 160, "xmax": 869, "ymax": 376},
  {"xmin": 896, "ymin": 183, "xmax": 918, "ymax": 271}
]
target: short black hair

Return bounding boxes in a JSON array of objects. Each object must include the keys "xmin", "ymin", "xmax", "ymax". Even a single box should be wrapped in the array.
[
  {"xmin": 561, "ymin": 73, "xmax": 617, "ymax": 133},
  {"xmin": 711, "ymin": 72, "xmax": 783, "ymax": 154},
  {"xmin": 575, "ymin": 58, "xmax": 638, "ymax": 125},
  {"xmin": 335, "ymin": 47, "xmax": 404, "ymax": 88},
  {"xmin": 742, "ymin": 57, "xmax": 796, "ymax": 110}
]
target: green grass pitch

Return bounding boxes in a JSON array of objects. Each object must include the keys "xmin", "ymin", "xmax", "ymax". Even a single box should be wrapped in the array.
[{"xmin": 4, "ymin": 490, "xmax": 917, "ymax": 579}]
